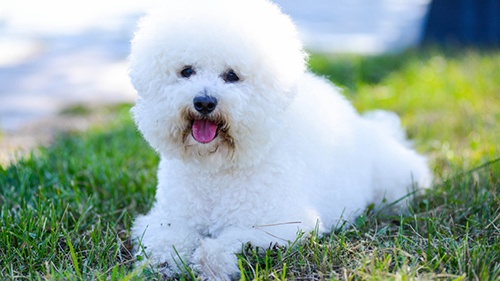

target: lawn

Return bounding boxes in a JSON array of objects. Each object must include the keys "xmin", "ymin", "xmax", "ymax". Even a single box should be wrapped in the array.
[{"xmin": 1, "ymin": 47, "xmax": 499, "ymax": 280}]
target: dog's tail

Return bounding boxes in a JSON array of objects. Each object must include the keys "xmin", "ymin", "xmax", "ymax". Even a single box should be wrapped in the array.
[
  {"xmin": 362, "ymin": 110, "xmax": 412, "ymax": 148},
  {"xmin": 363, "ymin": 109, "xmax": 433, "ymax": 191}
]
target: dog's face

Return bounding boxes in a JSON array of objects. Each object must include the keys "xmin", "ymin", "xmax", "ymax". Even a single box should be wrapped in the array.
[{"xmin": 129, "ymin": 0, "xmax": 306, "ymax": 169}]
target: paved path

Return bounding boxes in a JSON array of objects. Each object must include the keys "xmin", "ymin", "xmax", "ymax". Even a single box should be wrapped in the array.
[
  {"xmin": 0, "ymin": 0, "xmax": 430, "ymax": 133},
  {"xmin": 274, "ymin": 0, "xmax": 430, "ymax": 53}
]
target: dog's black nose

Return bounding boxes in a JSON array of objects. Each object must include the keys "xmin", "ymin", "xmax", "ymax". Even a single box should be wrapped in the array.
[{"xmin": 193, "ymin": 95, "xmax": 218, "ymax": 115}]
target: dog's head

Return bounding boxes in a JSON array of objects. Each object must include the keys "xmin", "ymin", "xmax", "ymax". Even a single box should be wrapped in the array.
[{"xmin": 129, "ymin": 0, "xmax": 306, "ymax": 169}]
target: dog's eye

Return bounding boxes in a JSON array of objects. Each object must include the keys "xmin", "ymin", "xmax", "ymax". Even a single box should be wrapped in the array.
[
  {"xmin": 180, "ymin": 66, "xmax": 195, "ymax": 78},
  {"xmin": 223, "ymin": 70, "xmax": 239, "ymax": 83}
]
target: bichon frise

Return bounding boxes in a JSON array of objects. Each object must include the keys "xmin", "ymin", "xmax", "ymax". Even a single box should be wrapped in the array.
[{"xmin": 129, "ymin": 0, "xmax": 432, "ymax": 279}]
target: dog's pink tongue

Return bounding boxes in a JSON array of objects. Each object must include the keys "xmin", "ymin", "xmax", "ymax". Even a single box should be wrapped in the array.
[{"xmin": 192, "ymin": 119, "xmax": 218, "ymax": 143}]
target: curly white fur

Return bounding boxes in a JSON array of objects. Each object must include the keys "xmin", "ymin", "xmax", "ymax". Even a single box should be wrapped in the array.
[{"xmin": 129, "ymin": 0, "xmax": 432, "ymax": 279}]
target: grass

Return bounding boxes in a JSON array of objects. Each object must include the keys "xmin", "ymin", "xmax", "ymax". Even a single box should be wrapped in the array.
[{"xmin": 1, "ymin": 47, "xmax": 499, "ymax": 280}]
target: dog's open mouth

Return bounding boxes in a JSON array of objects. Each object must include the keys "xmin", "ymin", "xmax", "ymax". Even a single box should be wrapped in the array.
[
  {"xmin": 182, "ymin": 111, "xmax": 234, "ymax": 156},
  {"xmin": 191, "ymin": 119, "xmax": 220, "ymax": 143}
]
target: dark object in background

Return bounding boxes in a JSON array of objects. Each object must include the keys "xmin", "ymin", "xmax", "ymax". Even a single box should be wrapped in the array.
[{"xmin": 423, "ymin": 0, "xmax": 500, "ymax": 46}]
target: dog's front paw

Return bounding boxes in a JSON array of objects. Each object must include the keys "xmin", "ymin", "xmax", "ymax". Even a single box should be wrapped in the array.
[{"xmin": 191, "ymin": 238, "xmax": 240, "ymax": 281}]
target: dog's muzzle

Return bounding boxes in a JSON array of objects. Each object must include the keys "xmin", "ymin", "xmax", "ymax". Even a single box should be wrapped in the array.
[
  {"xmin": 191, "ymin": 95, "xmax": 220, "ymax": 143},
  {"xmin": 193, "ymin": 95, "xmax": 217, "ymax": 115}
]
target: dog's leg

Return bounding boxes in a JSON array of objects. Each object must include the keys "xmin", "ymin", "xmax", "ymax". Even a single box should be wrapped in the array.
[
  {"xmin": 132, "ymin": 213, "xmax": 202, "ymax": 277},
  {"xmin": 191, "ymin": 226, "xmax": 297, "ymax": 280}
]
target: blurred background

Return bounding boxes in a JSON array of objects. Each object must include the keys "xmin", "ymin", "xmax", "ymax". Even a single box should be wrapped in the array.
[{"xmin": 0, "ymin": 0, "xmax": 499, "ymax": 157}]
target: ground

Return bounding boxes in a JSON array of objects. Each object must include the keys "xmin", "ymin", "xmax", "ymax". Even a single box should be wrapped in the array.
[{"xmin": 0, "ymin": 47, "xmax": 499, "ymax": 280}]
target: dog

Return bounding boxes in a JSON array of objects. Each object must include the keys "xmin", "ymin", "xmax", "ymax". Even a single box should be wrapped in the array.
[{"xmin": 128, "ymin": 0, "xmax": 432, "ymax": 279}]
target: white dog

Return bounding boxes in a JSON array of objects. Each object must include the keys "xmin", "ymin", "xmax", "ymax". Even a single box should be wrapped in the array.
[{"xmin": 129, "ymin": 0, "xmax": 431, "ymax": 279}]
